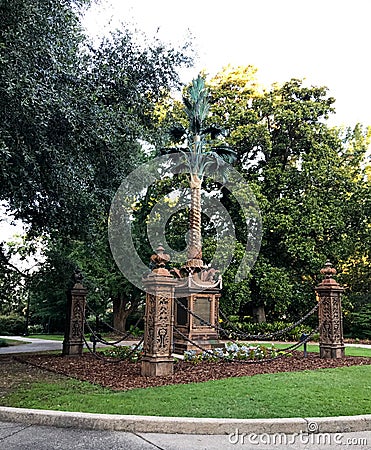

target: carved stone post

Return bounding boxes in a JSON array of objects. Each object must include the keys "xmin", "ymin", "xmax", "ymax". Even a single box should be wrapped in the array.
[
  {"xmin": 315, "ymin": 261, "xmax": 345, "ymax": 359},
  {"xmin": 141, "ymin": 246, "xmax": 176, "ymax": 377},
  {"xmin": 62, "ymin": 271, "xmax": 87, "ymax": 356}
]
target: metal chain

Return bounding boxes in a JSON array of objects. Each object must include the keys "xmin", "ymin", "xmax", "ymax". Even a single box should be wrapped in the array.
[
  {"xmin": 174, "ymin": 296, "xmax": 320, "ymax": 341},
  {"xmin": 85, "ymin": 302, "xmax": 144, "ymax": 341},
  {"xmin": 64, "ymin": 302, "xmax": 125, "ymax": 363},
  {"xmin": 83, "ymin": 313, "xmax": 144, "ymax": 347},
  {"xmin": 82, "ymin": 327, "xmax": 144, "ymax": 364},
  {"xmin": 173, "ymin": 325, "xmax": 317, "ymax": 364},
  {"xmin": 218, "ymin": 301, "xmax": 321, "ymax": 340}
]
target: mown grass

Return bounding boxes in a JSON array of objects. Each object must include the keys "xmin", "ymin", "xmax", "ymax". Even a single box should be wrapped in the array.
[
  {"xmin": 27, "ymin": 334, "xmax": 65, "ymax": 341},
  {"xmin": 0, "ymin": 338, "xmax": 28, "ymax": 347},
  {"xmin": 2, "ymin": 364, "xmax": 370, "ymax": 419},
  {"xmin": 259, "ymin": 342, "xmax": 371, "ymax": 358}
]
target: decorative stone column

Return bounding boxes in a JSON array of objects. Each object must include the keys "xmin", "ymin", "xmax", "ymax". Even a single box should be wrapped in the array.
[
  {"xmin": 62, "ymin": 271, "xmax": 87, "ymax": 356},
  {"xmin": 173, "ymin": 269, "xmax": 221, "ymax": 354},
  {"xmin": 315, "ymin": 261, "xmax": 345, "ymax": 359},
  {"xmin": 141, "ymin": 246, "xmax": 177, "ymax": 377}
]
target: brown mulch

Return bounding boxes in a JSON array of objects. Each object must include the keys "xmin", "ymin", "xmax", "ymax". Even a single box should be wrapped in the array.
[{"xmin": 15, "ymin": 352, "xmax": 371, "ymax": 392}]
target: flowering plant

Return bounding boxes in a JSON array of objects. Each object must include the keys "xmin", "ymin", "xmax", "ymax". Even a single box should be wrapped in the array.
[
  {"xmin": 183, "ymin": 342, "xmax": 278, "ymax": 362},
  {"xmin": 103, "ymin": 343, "xmax": 143, "ymax": 362}
]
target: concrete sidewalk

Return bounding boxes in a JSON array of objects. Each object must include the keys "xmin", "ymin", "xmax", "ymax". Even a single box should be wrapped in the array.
[
  {"xmin": 0, "ymin": 407, "xmax": 370, "ymax": 435},
  {"xmin": 1, "ymin": 420, "xmax": 369, "ymax": 450},
  {"xmin": 0, "ymin": 336, "xmax": 137, "ymax": 354}
]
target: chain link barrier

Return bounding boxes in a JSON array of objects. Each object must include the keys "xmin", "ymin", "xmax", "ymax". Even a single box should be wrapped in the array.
[
  {"xmin": 85, "ymin": 302, "xmax": 144, "ymax": 346},
  {"xmin": 82, "ymin": 315, "xmax": 144, "ymax": 364},
  {"xmin": 63, "ymin": 298, "xmax": 144, "ymax": 364},
  {"xmin": 173, "ymin": 325, "xmax": 319, "ymax": 364},
  {"xmin": 218, "ymin": 302, "xmax": 320, "ymax": 340},
  {"xmin": 174, "ymin": 296, "xmax": 320, "ymax": 341}
]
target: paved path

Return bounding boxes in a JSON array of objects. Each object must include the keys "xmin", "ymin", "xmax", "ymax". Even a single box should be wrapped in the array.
[
  {"xmin": 1, "ymin": 336, "xmax": 370, "ymax": 355},
  {"xmin": 0, "ymin": 421, "xmax": 370, "ymax": 449},
  {"xmin": 0, "ymin": 336, "xmax": 138, "ymax": 354},
  {"xmin": 0, "ymin": 336, "xmax": 63, "ymax": 354}
]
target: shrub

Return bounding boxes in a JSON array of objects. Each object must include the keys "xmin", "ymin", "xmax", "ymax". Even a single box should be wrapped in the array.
[
  {"xmin": 27, "ymin": 324, "xmax": 44, "ymax": 334},
  {"xmin": 347, "ymin": 305, "xmax": 371, "ymax": 339},
  {"xmin": 0, "ymin": 338, "xmax": 9, "ymax": 347},
  {"xmin": 183, "ymin": 342, "xmax": 278, "ymax": 363},
  {"xmin": 0, "ymin": 315, "xmax": 25, "ymax": 335},
  {"xmin": 102, "ymin": 344, "xmax": 143, "ymax": 362},
  {"xmin": 221, "ymin": 319, "xmax": 315, "ymax": 342}
]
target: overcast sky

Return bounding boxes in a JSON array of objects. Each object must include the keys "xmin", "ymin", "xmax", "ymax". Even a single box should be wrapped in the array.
[
  {"xmin": 83, "ymin": 0, "xmax": 371, "ymax": 128},
  {"xmin": 2, "ymin": 0, "xmax": 370, "ymax": 242}
]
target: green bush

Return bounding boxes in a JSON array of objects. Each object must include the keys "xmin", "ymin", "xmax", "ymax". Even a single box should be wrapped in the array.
[
  {"xmin": 27, "ymin": 324, "xmax": 44, "ymax": 334},
  {"xmin": 347, "ymin": 305, "xmax": 371, "ymax": 339},
  {"xmin": 0, "ymin": 338, "xmax": 9, "ymax": 347},
  {"xmin": 221, "ymin": 318, "xmax": 316, "ymax": 342},
  {"xmin": 0, "ymin": 315, "xmax": 25, "ymax": 335},
  {"xmin": 102, "ymin": 344, "xmax": 143, "ymax": 362}
]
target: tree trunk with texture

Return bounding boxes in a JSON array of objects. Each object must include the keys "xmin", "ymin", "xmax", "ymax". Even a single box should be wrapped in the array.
[
  {"xmin": 186, "ymin": 172, "xmax": 203, "ymax": 269},
  {"xmin": 253, "ymin": 305, "xmax": 266, "ymax": 323},
  {"xmin": 112, "ymin": 295, "xmax": 130, "ymax": 332}
]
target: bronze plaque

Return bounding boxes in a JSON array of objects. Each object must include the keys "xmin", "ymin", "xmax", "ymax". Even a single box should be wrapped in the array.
[
  {"xmin": 193, "ymin": 297, "xmax": 211, "ymax": 327},
  {"xmin": 177, "ymin": 297, "xmax": 188, "ymax": 326}
]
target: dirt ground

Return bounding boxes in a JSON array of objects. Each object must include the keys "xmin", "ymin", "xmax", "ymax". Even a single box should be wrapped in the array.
[{"xmin": 2, "ymin": 352, "xmax": 369, "ymax": 392}]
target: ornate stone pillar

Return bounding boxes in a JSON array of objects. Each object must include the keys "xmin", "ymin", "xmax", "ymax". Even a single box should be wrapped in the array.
[
  {"xmin": 141, "ymin": 246, "xmax": 176, "ymax": 377},
  {"xmin": 62, "ymin": 271, "xmax": 87, "ymax": 357},
  {"xmin": 315, "ymin": 261, "xmax": 345, "ymax": 359},
  {"xmin": 173, "ymin": 275, "xmax": 221, "ymax": 354}
]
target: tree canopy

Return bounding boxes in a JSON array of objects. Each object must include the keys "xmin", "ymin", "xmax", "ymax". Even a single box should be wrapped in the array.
[
  {"xmin": 0, "ymin": 0, "xmax": 192, "ymax": 331},
  {"xmin": 1, "ymin": 1, "xmax": 369, "ymax": 337}
]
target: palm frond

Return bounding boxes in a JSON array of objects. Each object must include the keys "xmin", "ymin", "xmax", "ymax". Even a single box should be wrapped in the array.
[
  {"xmin": 168, "ymin": 126, "xmax": 186, "ymax": 143},
  {"xmin": 211, "ymin": 145, "xmax": 237, "ymax": 163},
  {"xmin": 202, "ymin": 125, "xmax": 224, "ymax": 139}
]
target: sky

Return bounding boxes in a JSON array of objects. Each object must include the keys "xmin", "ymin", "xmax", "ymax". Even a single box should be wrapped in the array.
[
  {"xmin": 2, "ymin": 0, "xmax": 370, "ymax": 243},
  {"xmin": 82, "ymin": 0, "xmax": 371, "ymax": 128}
]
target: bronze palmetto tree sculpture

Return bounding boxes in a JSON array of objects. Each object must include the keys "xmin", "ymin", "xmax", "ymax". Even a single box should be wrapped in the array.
[{"xmin": 165, "ymin": 75, "xmax": 236, "ymax": 273}]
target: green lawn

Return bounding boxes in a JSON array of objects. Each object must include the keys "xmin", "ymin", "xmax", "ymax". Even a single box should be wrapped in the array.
[
  {"xmin": 0, "ymin": 338, "xmax": 29, "ymax": 347},
  {"xmin": 27, "ymin": 334, "xmax": 65, "ymax": 341},
  {"xmin": 3, "ymin": 364, "xmax": 371, "ymax": 419},
  {"xmin": 257, "ymin": 342, "xmax": 371, "ymax": 358}
]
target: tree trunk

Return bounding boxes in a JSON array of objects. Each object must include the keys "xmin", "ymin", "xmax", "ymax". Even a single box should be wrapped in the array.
[
  {"xmin": 112, "ymin": 295, "xmax": 130, "ymax": 332},
  {"xmin": 187, "ymin": 172, "xmax": 203, "ymax": 267},
  {"xmin": 253, "ymin": 305, "xmax": 266, "ymax": 323}
]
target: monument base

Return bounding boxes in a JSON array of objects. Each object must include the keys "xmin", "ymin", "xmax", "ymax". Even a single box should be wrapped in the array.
[
  {"xmin": 319, "ymin": 344, "xmax": 345, "ymax": 359},
  {"xmin": 62, "ymin": 340, "xmax": 84, "ymax": 356},
  {"xmin": 174, "ymin": 336, "xmax": 220, "ymax": 354},
  {"xmin": 141, "ymin": 357, "xmax": 174, "ymax": 377}
]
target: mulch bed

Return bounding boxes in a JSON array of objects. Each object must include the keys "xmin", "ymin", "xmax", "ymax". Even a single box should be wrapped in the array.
[{"xmin": 16, "ymin": 352, "xmax": 371, "ymax": 391}]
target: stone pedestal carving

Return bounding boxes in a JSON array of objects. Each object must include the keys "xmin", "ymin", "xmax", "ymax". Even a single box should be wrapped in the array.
[
  {"xmin": 141, "ymin": 246, "xmax": 176, "ymax": 377},
  {"xmin": 315, "ymin": 261, "xmax": 345, "ymax": 359},
  {"xmin": 173, "ymin": 271, "xmax": 221, "ymax": 354},
  {"xmin": 62, "ymin": 273, "xmax": 87, "ymax": 357}
]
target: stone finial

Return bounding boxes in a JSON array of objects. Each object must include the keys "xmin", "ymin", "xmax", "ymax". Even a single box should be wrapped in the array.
[
  {"xmin": 74, "ymin": 268, "xmax": 83, "ymax": 283},
  {"xmin": 320, "ymin": 260, "xmax": 337, "ymax": 279},
  {"xmin": 149, "ymin": 245, "xmax": 171, "ymax": 276},
  {"xmin": 72, "ymin": 268, "xmax": 86, "ymax": 290},
  {"xmin": 316, "ymin": 259, "xmax": 343, "ymax": 291}
]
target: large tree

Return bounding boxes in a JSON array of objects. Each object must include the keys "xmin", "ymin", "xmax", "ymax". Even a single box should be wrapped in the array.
[
  {"xmin": 0, "ymin": 0, "xmax": 193, "ymax": 330},
  {"xmin": 207, "ymin": 66, "xmax": 370, "ymax": 322}
]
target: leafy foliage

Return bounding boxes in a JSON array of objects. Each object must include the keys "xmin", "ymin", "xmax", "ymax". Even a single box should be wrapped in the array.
[
  {"xmin": 206, "ymin": 66, "xmax": 371, "ymax": 322},
  {"xmin": 0, "ymin": 0, "xmax": 193, "ymax": 330}
]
